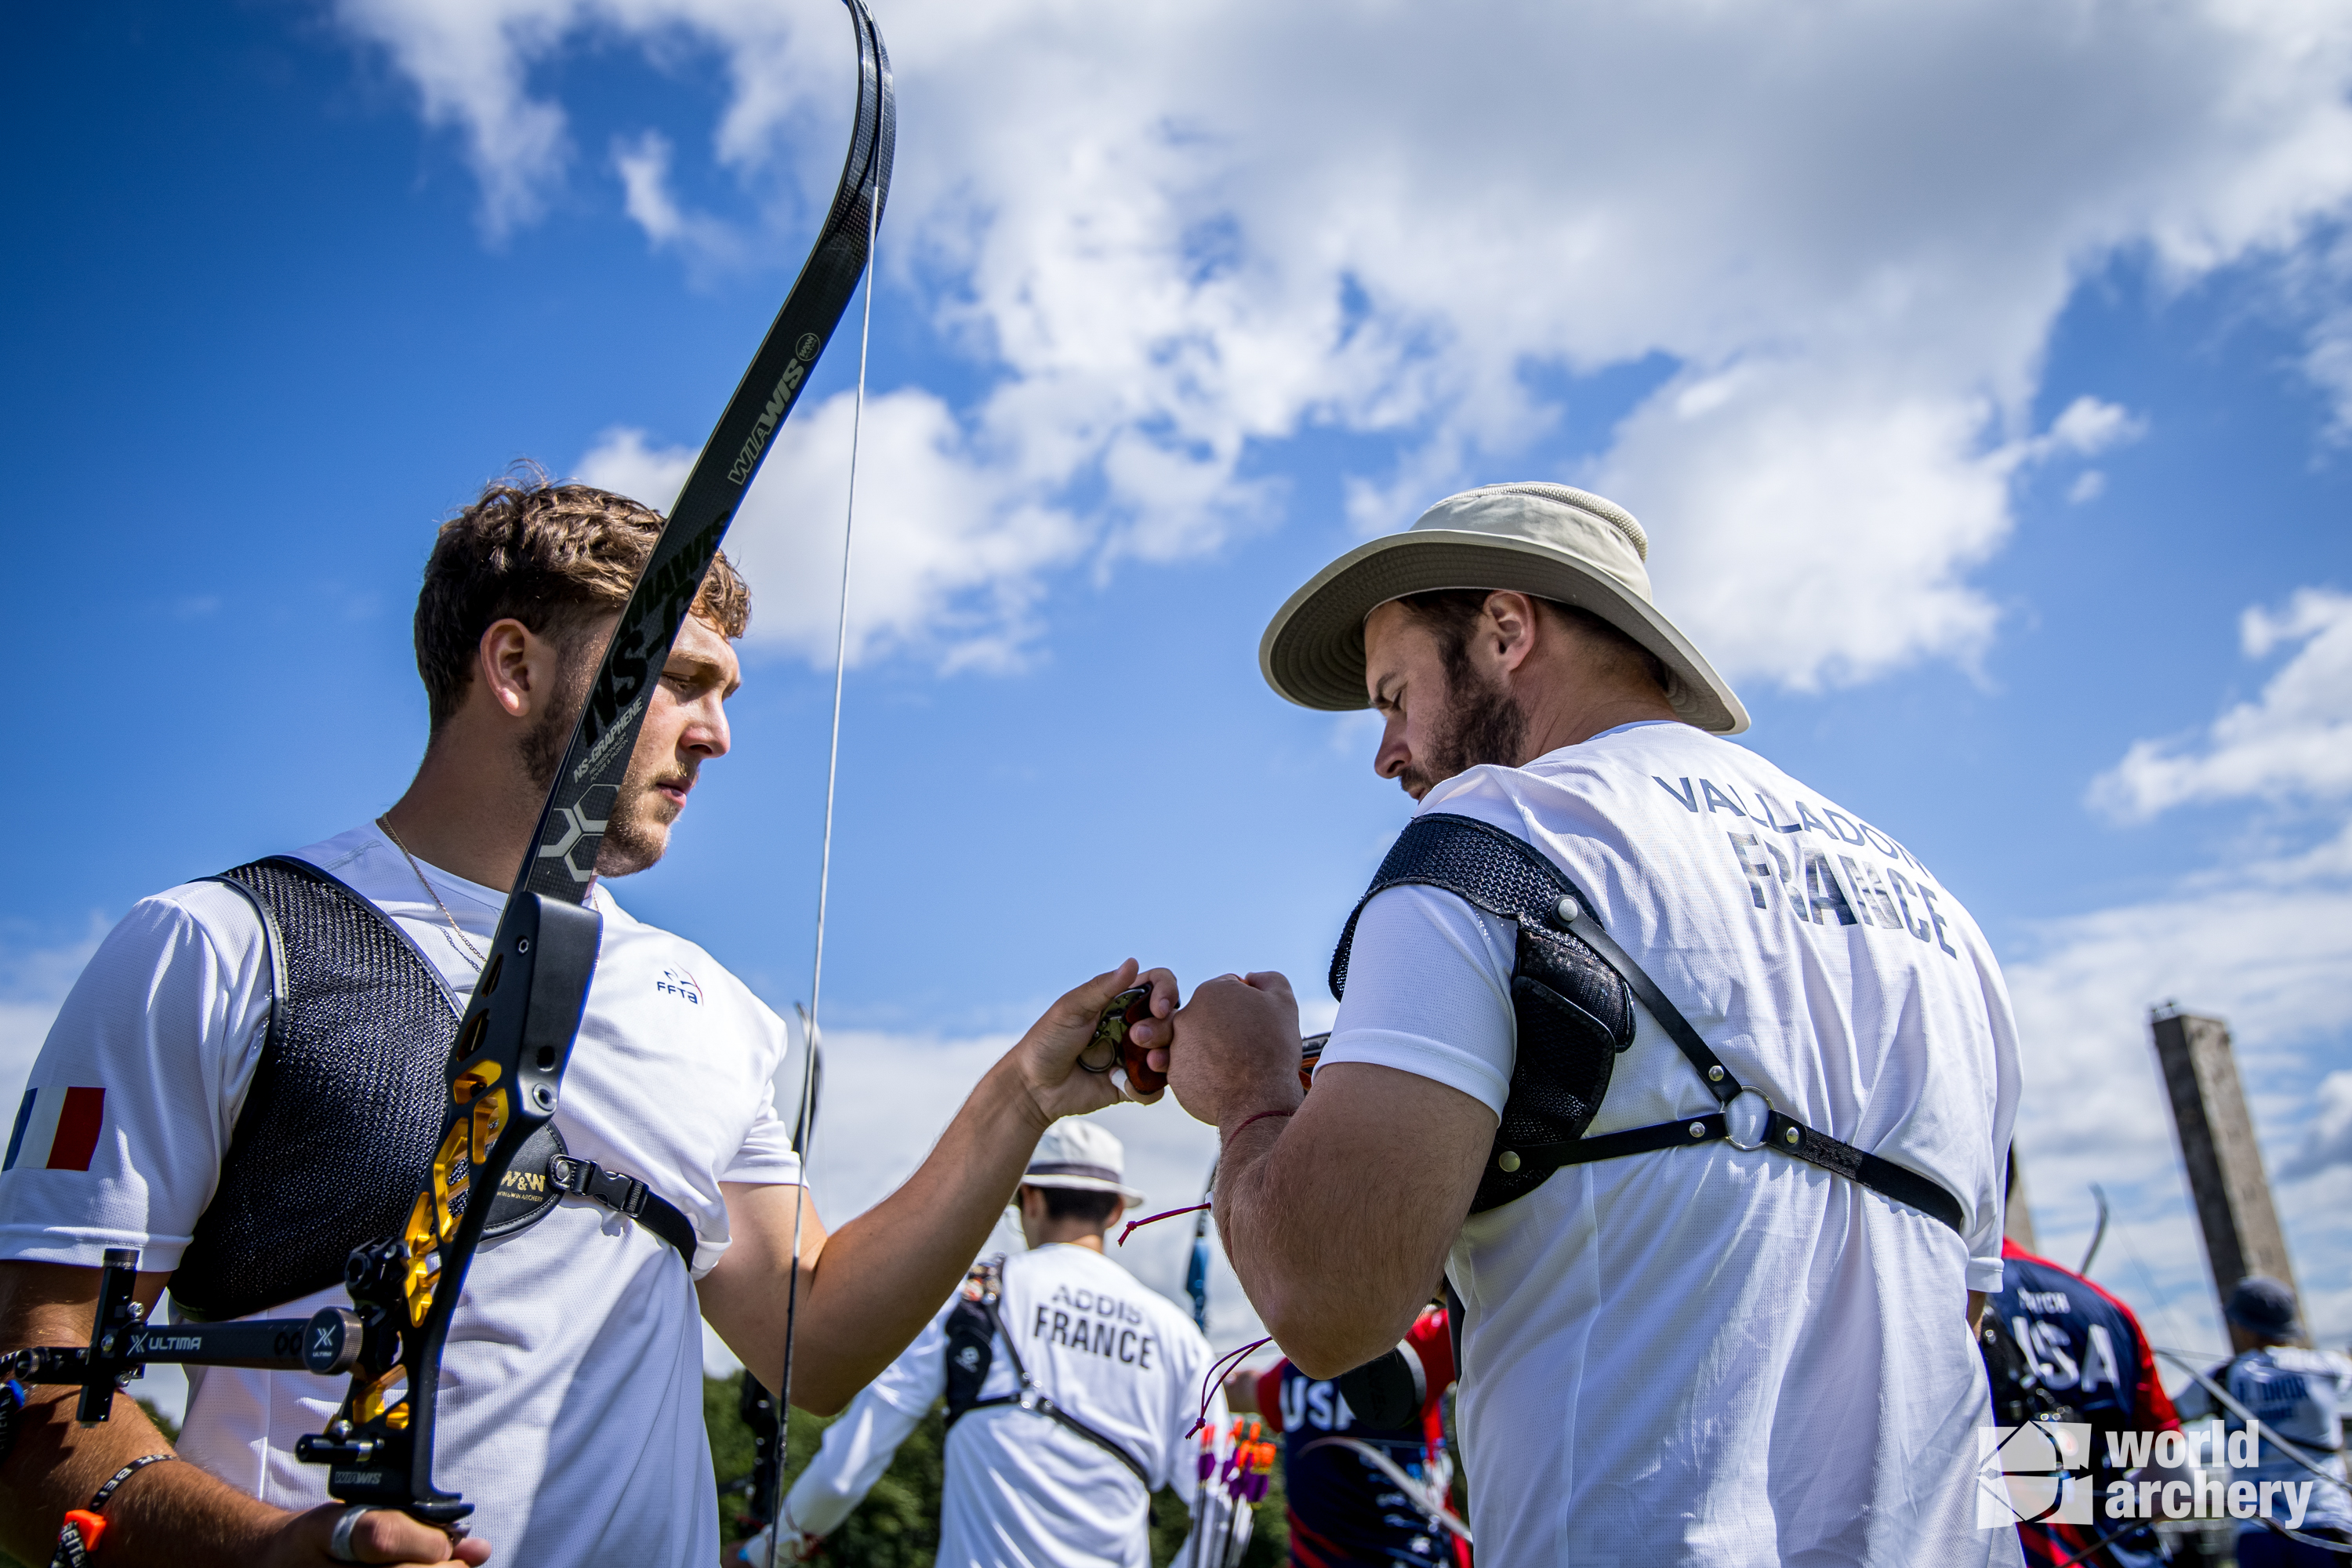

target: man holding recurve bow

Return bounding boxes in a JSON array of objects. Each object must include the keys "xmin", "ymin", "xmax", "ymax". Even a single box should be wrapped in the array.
[{"xmin": 0, "ymin": 477, "xmax": 1179, "ymax": 1566}]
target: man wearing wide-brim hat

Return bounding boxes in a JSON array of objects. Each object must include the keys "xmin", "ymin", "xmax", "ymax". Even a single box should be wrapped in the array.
[
  {"xmin": 1168, "ymin": 483, "xmax": 2023, "ymax": 1566},
  {"xmin": 758, "ymin": 1120, "xmax": 1246, "ymax": 1568}
]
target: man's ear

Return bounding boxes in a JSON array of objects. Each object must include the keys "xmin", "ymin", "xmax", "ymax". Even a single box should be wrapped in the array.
[
  {"xmin": 1483, "ymin": 591, "xmax": 1543, "ymax": 674},
  {"xmin": 477, "ymin": 618, "xmax": 550, "ymax": 720}
]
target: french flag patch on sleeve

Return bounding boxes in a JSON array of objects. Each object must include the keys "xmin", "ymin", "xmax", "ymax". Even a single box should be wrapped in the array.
[{"xmin": 3, "ymin": 1087, "xmax": 106, "ymax": 1173}]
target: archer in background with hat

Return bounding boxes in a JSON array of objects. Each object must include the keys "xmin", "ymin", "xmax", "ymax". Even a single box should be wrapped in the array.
[
  {"xmin": 2176, "ymin": 1276, "xmax": 2352, "ymax": 1565},
  {"xmin": 746, "ymin": 1120, "xmax": 1246, "ymax": 1568},
  {"xmin": 1167, "ymin": 482, "xmax": 2022, "ymax": 1565}
]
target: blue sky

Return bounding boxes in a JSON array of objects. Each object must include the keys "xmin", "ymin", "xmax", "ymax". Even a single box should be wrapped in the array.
[{"xmin": 8, "ymin": 1, "xmax": 2352, "ymax": 1380}]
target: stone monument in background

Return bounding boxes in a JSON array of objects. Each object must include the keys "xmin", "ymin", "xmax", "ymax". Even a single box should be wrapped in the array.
[{"xmin": 2150, "ymin": 1006, "xmax": 2299, "ymax": 1314}]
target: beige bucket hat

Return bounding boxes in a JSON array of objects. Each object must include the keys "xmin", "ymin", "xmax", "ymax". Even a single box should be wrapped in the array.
[
  {"xmin": 1018, "ymin": 1119, "xmax": 1145, "ymax": 1207},
  {"xmin": 1258, "ymin": 481, "xmax": 1748, "ymax": 734}
]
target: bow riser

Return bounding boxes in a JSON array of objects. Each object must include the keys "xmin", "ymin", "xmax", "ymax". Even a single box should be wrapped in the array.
[{"xmin": 294, "ymin": 894, "xmax": 602, "ymax": 1519}]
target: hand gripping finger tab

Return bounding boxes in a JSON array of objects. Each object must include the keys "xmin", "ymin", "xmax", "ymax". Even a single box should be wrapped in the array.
[{"xmin": 1079, "ymin": 986, "xmax": 1159, "ymax": 1091}]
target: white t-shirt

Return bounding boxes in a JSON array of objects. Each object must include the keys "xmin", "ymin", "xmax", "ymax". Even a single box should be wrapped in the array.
[
  {"xmin": 0, "ymin": 826, "xmax": 800, "ymax": 1566},
  {"xmin": 1321, "ymin": 720, "xmax": 2021, "ymax": 1568},
  {"xmin": 2223, "ymin": 1346, "xmax": 2352, "ymax": 1534},
  {"xmin": 782, "ymin": 1242, "xmax": 1241, "ymax": 1568}
]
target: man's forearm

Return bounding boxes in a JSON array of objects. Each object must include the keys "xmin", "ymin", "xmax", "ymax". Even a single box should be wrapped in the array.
[
  {"xmin": 709, "ymin": 961, "xmax": 1175, "ymax": 1411},
  {"xmin": 737, "ymin": 1058, "xmax": 1051, "ymax": 1412},
  {"xmin": 0, "ymin": 1385, "xmax": 289, "ymax": 1568},
  {"xmin": 1214, "ymin": 1107, "xmax": 1433, "ymax": 1377},
  {"xmin": 1209, "ymin": 1063, "xmax": 1490, "ymax": 1380},
  {"xmin": 0, "ymin": 1266, "xmax": 296, "ymax": 1567}
]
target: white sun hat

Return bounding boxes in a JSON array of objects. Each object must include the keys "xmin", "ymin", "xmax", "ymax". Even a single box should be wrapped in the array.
[
  {"xmin": 1020, "ymin": 1119, "xmax": 1145, "ymax": 1207},
  {"xmin": 1258, "ymin": 481, "xmax": 1748, "ymax": 734}
]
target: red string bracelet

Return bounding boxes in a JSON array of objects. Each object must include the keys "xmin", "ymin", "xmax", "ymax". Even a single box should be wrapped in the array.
[
  {"xmin": 1117, "ymin": 1201, "xmax": 1211, "ymax": 1246},
  {"xmin": 1225, "ymin": 1109, "xmax": 1294, "ymax": 1145}
]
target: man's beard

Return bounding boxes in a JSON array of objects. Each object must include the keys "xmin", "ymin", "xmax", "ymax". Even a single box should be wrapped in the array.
[
  {"xmin": 597, "ymin": 752, "xmax": 695, "ymax": 877},
  {"xmin": 518, "ymin": 698, "xmax": 574, "ymax": 794},
  {"xmin": 517, "ymin": 676, "xmax": 688, "ymax": 878},
  {"xmin": 1400, "ymin": 662, "xmax": 1526, "ymax": 798}
]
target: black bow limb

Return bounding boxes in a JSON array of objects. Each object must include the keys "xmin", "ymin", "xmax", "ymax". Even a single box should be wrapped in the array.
[{"xmin": 2, "ymin": 0, "xmax": 894, "ymax": 1530}]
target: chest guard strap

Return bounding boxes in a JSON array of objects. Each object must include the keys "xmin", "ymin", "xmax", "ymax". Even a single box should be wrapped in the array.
[
  {"xmin": 942, "ymin": 1258, "xmax": 1151, "ymax": 1486},
  {"xmin": 1331, "ymin": 815, "xmax": 1965, "ymax": 1234}
]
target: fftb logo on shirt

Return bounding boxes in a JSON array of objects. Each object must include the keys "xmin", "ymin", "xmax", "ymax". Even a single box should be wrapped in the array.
[{"xmin": 655, "ymin": 967, "xmax": 702, "ymax": 1005}]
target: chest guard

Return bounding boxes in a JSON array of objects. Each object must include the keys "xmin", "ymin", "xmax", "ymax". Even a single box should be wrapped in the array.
[
  {"xmin": 172, "ymin": 858, "xmax": 464, "ymax": 1321},
  {"xmin": 1332, "ymin": 815, "xmax": 1965, "ymax": 1233},
  {"xmin": 172, "ymin": 857, "xmax": 695, "ymax": 1322},
  {"xmin": 1332, "ymin": 820, "xmax": 1634, "ymax": 1213}
]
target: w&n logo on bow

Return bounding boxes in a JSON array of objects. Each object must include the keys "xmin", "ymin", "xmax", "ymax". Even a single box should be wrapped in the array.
[{"xmin": 1977, "ymin": 1421, "xmax": 2093, "ymax": 1526}]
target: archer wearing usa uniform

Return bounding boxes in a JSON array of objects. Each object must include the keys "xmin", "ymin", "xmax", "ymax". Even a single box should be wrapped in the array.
[
  {"xmin": 758, "ymin": 1122, "xmax": 1242, "ymax": 1568},
  {"xmin": 1984, "ymin": 1235, "xmax": 2180, "ymax": 1567},
  {"xmin": 0, "ymin": 476, "xmax": 1181, "ymax": 1568},
  {"xmin": 1229, "ymin": 1305, "xmax": 1465, "ymax": 1568},
  {"xmin": 1169, "ymin": 483, "xmax": 2022, "ymax": 1566}
]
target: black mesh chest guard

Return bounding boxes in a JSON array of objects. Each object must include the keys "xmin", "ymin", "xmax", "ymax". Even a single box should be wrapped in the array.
[
  {"xmin": 171, "ymin": 858, "xmax": 461, "ymax": 1321},
  {"xmin": 1331, "ymin": 815, "xmax": 1635, "ymax": 1213}
]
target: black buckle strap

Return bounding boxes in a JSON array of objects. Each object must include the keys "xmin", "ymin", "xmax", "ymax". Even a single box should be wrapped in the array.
[
  {"xmin": 1506, "ymin": 1108, "xmax": 1965, "ymax": 1234},
  {"xmin": 552, "ymin": 1155, "xmax": 646, "ymax": 1217},
  {"xmin": 547, "ymin": 1156, "xmax": 699, "ymax": 1266}
]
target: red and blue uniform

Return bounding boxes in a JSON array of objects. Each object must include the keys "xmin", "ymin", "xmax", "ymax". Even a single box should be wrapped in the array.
[
  {"xmin": 1254, "ymin": 1308, "xmax": 1465, "ymax": 1568},
  {"xmin": 1990, "ymin": 1239, "xmax": 2180, "ymax": 1568}
]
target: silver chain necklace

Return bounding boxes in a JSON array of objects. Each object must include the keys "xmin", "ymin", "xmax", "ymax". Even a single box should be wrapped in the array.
[{"xmin": 376, "ymin": 814, "xmax": 488, "ymax": 969}]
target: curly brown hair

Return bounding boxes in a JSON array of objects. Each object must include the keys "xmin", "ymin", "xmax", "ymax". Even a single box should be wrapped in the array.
[{"xmin": 414, "ymin": 469, "xmax": 750, "ymax": 731}]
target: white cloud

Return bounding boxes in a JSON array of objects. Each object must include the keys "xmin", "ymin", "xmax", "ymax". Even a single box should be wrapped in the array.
[
  {"xmin": 337, "ymin": 0, "xmax": 2352, "ymax": 682},
  {"xmin": 2282, "ymin": 1069, "xmax": 2352, "ymax": 1180},
  {"xmin": 2004, "ymin": 852, "xmax": 2352, "ymax": 1351},
  {"xmin": 2090, "ymin": 587, "xmax": 2352, "ymax": 821},
  {"xmin": 612, "ymin": 129, "xmax": 746, "ymax": 271},
  {"xmin": 2009, "ymin": 586, "xmax": 2352, "ymax": 1353},
  {"xmin": 2067, "ymin": 470, "xmax": 2107, "ymax": 504},
  {"xmin": 2044, "ymin": 397, "xmax": 2147, "ymax": 458},
  {"xmin": 613, "ymin": 130, "xmax": 683, "ymax": 241},
  {"xmin": 579, "ymin": 389, "xmax": 1090, "ymax": 670},
  {"xmin": 334, "ymin": 0, "xmax": 572, "ymax": 238}
]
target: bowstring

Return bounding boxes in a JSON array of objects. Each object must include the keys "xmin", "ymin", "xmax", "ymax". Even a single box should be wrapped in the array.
[{"xmin": 766, "ymin": 169, "xmax": 881, "ymax": 1568}]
